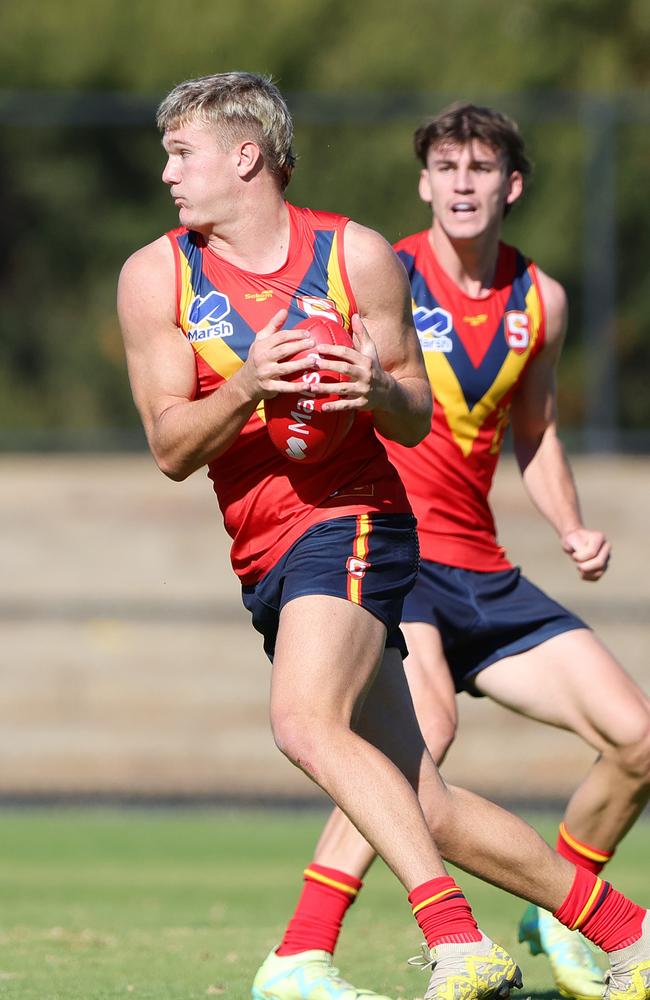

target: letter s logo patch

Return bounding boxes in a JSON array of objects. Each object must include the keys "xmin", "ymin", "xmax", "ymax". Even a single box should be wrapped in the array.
[{"xmin": 505, "ymin": 311, "xmax": 530, "ymax": 353}]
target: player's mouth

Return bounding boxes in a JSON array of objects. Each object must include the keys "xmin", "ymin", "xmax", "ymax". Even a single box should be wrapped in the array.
[{"xmin": 450, "ymin": 202, "xmax": 478, "ymax": 215}]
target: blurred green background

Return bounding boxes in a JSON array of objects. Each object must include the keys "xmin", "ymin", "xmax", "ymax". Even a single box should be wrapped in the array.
[{"xmin": 0, "ymin": 0, "xmax": 648, "ymax": 449}]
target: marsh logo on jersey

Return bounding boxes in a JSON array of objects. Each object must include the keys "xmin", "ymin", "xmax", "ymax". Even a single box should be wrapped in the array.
[
  {"xmin": 298, "ymin": 296, "xmax": 342, "ymax": 323},
  {"xmin": 413, "ymin": 305, "xmax": 454, "ymax": 353},
  {"xmin": 187, "ymin": 291, "xmax": 234, "ymax": 342}
]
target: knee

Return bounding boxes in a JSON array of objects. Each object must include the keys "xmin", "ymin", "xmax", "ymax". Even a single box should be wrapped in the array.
[
  {"xmin": 420, "ymin": 778, "xmax": 459, "ymax": 855},
  {"xmin": 419, "ymin": 708, "xmax": 458, "ymax": 767},
  {"xmin": 609, "ymin": 712, "xmax": 650, "ymax": 786},
  {"xmin": 270, "ymin": 707, "xmax": 330, "ymax": 781},
  {"xmin": 270, "ymin": 708, "xmax": 311, "ymax": 764}
]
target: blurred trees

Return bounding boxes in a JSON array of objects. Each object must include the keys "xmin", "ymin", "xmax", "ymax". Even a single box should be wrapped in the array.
[{"xmin": 0, "ymin": 0, "xmax": 648, "ymax": 446}]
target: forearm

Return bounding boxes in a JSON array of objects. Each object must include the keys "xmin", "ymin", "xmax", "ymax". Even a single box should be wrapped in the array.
[
  {"xmin": 515, "ymin": 424, "xmax": 583, "ymax": 539},
  {"xmin": 372, "ymin": 374, "xmax": 432, "ymax": 447},
  {"xmin": 148, "ymin": 374, "xmax": 258, "ymax": 480}
]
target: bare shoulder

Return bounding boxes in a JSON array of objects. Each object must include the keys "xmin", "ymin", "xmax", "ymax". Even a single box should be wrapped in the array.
[
  {"xmin": 118, "ymin": 235, "xmax": 175, "ymax": 297},
  {"xmin": 117, "ymin": 236, "xmax": 177, "ymax": 337},
  {"xmin": 536, "ymin": 266, "xmax": 568, "ymax": 345},
  {"xmin": 342, "ymin": 221, "xmax": 422, "ymax": 380},
  {"xmin": 344, "ymin": 219, "xmax": 395, "ymax": 261},
  {"xmin": 343, "ymin": 220, "xmax": 410, "ymax": 314},
  {"xmin": 117, "ymin": 234, "xmax": 196, "ymax": 428}
]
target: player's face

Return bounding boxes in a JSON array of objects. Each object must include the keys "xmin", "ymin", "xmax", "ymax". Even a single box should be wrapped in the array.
[
  {"xmin": 419, "ymin": 140, "xmax": 523, "ymax": 242},
  {"xmin": 161, "ymin": 122, "xmax": 237, "ymax": 233}
]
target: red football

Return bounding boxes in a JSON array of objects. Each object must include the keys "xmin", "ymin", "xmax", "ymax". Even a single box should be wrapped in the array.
[{"xmin": 264, "ymin": 317, "xmax": 355, "ymax": 463}]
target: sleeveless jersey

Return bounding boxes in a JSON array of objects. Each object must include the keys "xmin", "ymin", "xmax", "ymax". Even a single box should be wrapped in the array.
[
  {"xmin": 167, "ymin": 202, "xmax": 410, "ymax": 584},
  {"xmin": 386, "ymin": 231, "xmax": 546, "ymax": 571}
]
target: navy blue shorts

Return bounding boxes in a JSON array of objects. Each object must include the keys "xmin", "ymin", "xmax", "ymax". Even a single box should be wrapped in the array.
[
  {"xmin": 401, "ymin": 560, "xmax": 587, "ymax": 695},
  {"xmin": 242, "ymin": 513, "xmax": 419, "ymax": 661}
]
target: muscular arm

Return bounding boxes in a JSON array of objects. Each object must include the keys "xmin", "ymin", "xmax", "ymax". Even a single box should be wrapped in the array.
[
  {"xmin": 510, "ymin": 270, "xmax": 611, "ymax": 580},
  {"xmin": 118, "ymin": 238, "xmax": 316, "ymax": 481},
  {"xmin": 316, "ymin": 223, "xmax": 432, "ymax": 446}
]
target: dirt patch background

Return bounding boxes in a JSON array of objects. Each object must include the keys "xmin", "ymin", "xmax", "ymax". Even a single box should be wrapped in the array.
[{"xmin": 2, "ymin": 453, "xmax": 648, "ymax": 804}]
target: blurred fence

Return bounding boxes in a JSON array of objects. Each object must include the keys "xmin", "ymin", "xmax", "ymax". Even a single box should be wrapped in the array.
[
  {"xmin": 0, "ymin": 89, "xmax": 649, "ymax": 450},
  {"xmin": 2, "ymin": 452, "xmax": 649, "ymax": 804}
]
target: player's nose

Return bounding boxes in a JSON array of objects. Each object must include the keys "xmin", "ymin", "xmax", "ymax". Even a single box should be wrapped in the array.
[
  {"xmin": 161, "ymin": 158, "xmax": 178, "ymax": 185},
  {"xmin": 454, "ymin": 168, "xmax": 473, "ymax": 192}
]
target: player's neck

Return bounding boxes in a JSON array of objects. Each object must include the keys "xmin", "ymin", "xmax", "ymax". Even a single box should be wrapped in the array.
[
  {"xmin": 206, "ymin": 192, "xmax": 291, "ymax": 274},
  {"xmin": 428, "ymin": 222, "xmax": 501, "ymax": 299}
]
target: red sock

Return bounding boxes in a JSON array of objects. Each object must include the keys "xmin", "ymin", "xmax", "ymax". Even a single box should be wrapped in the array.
[
  {"xmin": 554, "ymin": 865, "xmax": 646, "ymax": 952},
  {"xmin": 276, "ymin": 863, "xmax": 362, "ymax": 956},
  {"xmin": 408, "ymin": 876, "xmax": 481, "ymax": 950},
  {"xmin": 557, "ymin": 822, "xmax": 614, "ymax": 875}
]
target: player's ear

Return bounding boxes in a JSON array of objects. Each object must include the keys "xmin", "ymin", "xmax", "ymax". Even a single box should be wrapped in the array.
[
  {"xmin": 236, "ymin": 140, "xmax": 263, "ymax": 180},
  {"xmin": 418, "ymin": 168, "xmax": 433, "ymax": 205},
  {"xmin": 505, "ymin": 170, "xmax": 523, "ymax": 209}
]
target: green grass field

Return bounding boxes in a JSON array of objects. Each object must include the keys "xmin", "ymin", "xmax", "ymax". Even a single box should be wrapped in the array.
[{"xmin": 1, "ymin": 809, "xmax": 648, "ymax": 1000}]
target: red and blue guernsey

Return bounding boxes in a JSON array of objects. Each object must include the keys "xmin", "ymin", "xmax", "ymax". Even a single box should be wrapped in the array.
[
  {"xmin": 167, "ymin": 203, "xmax": 410, "ymax": 585},
  {"xmin": 386, "ymin": 231, "xmax": 546, "ymax": 572}
]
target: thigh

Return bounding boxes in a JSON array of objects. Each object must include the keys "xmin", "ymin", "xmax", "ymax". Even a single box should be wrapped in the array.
[
  {"xmin": 401, "ymin": 621, "xmax": 458, "ymax": 761},
  {"xmin": 475, "ymin": 628, "xmax": 650, "ymax": 752},
  {"xmin": 271, "ymin": 593, "xmax": 389, "ymax": 723},
  {"xmin": 270, "ymin": 513, "xmax": 420, "ymax": 720},
  {"xmin": 355, "ymin": 645, "xmax": 442, "ymax": 792}
]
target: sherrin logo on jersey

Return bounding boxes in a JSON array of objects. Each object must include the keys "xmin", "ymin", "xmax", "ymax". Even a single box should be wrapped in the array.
[
  {"xmin": 187, "ymin": 290, "xmax": 234, "ymax": 342},
  {"xmin": 413, "ymin": 305, "xmax": 454, "ymax": 353}
]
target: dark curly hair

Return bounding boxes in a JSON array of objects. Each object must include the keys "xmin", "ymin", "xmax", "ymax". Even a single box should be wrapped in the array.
[{"xmin": 414, "ymin": 101, "xmax": 532, "ymax": 182}]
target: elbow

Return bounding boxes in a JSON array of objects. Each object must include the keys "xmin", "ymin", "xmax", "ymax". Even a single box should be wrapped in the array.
[
  {"xmin": 161, "ymin": 464, "xmax": 192, "ymax": 483},
  {"xmin": 381, "ymin": 398, "xmax": 432, "ymax": 448},
  {"xmin": 152, "ymin": 444, "xmax": 196, "ymax": 482},
  {"xmin": 148, "ymin": 404, "xmax": 203, "ymax": 482},
  {"xmin": 385, "ymin": 411, "xmax": 431, "ymax": 448},
  {"xmin": 377, "ymin": 378, "xmax": 432, "ymax": 447},
  {"xmin": 401, "ymin": 423, "xmax": 429, "ymax": 448},
  {"xmin": 404, "ymin": 398, "xmax": 433, "ymax": 447}
]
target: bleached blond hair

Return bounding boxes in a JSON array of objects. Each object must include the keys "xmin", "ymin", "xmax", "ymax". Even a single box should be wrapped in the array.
[{"xmin": 157, "ymin": 71, "xmax": 296, "ymax": 190}]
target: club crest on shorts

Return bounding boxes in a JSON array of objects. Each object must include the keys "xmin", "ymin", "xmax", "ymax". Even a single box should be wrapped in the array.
[{"xmin": 346, "ymin": 556, "xmax": 371, "ymax": 580}]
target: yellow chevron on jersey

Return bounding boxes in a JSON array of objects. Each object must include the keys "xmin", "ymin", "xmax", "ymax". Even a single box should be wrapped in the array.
[
  {"xmin": 295, "ymin": 230, "xmax": 354, "ymax": 330},
  {"xmin": 177, "ymin": 249, "xmax": 245, "ymax": 382},
  {"xmin": 420, "ymin": 278, "xmax": 542, "ymax": 457},
  {"xmin": 388, "ymin": 233, "xmax": 546, "ymax": 571},
  {"xmin": 325, "ymin": 230, "xmax": 352, "ymax": 325},
  {"xmin": 400, "ymin": 237, "xmax": 544, "ymax": 459}
]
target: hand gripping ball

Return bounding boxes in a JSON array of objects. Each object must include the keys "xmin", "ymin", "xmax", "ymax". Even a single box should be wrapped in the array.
[{"xmin": 264, "ymin": 317, "xmax": 355, "ymax": 463}]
